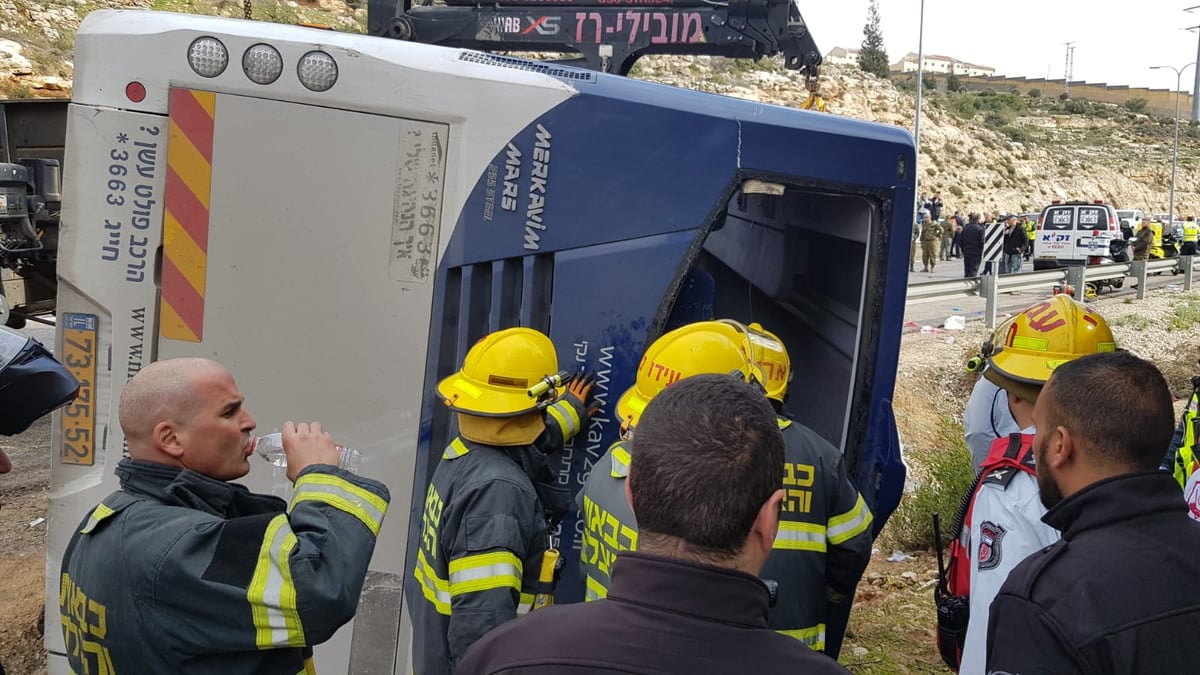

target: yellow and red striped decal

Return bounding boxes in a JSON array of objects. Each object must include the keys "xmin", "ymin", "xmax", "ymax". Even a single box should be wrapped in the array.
[{"xmin": 160, "ymin": 88, "xmax": 215, "ymax": 342}]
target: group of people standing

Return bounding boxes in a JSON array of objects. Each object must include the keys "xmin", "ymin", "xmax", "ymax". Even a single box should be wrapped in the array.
[{"xmin": 912, "ymin": 205, "xmax": 1036, "ymax": 279}]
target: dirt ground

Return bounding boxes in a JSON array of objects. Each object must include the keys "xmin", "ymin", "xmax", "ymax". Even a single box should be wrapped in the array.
[{"xmin": 1, "ymin": 417, "xmax": 51, "ymax": 675}]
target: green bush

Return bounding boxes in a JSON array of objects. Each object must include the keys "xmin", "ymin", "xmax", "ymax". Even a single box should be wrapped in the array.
[
  {"xmin": 949, "ymin": 185, "xmax": 964, "ymax": 197},
  {"xmin": 983, "ymin": 111, "xmax": 1008, "ymax": 128},
  {"xmin": 946, "ymin": 73, "xmax": 962, "ymax": 92},
  {"xmin": 1028, "ymin": 88, "xmax": 1042, "ymax": 98},
  {"xmin": 948, "ymin": 94, "xmax": 978, "ymax": 120},
  {"xmin": 1059, "ymin": 92, "xmax": 1070, "ymax": 101},
  {"xmin": 1124, "ymin": 97, "xmax": 1149, "ymax": 113},
  {"xmin": 1001, "ymin": 125, "xmax": 1032, "ymax": 143},
  {"xmin": 1064, "ymin": 99, "xmax": 1090, "ymax": 114},
  {"xmin": 885, "ymin": 418, "xmax": 976, "ymax": 551}
]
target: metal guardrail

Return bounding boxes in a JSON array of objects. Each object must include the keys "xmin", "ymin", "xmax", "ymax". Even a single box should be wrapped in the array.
[{"xmin": 906, "ymin": 256, "xmax": 1198, "ymax": 327}]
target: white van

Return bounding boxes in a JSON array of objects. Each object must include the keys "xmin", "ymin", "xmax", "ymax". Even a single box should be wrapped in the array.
[
  {"xmin": 1033, "ymin": 200, "xmax": 1123, "ymax": 270},
  {"xmin": 1116, "ymin": 209, "xmax": 1145, "ymax": 239}
]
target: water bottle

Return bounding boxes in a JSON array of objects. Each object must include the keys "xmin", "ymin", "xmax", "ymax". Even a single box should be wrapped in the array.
[{"xmin": 251, "ymin": 432, "xmax": 363, "ymax": 473}]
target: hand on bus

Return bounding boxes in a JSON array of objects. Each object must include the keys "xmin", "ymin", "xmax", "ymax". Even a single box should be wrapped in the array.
[
  {"xmin": 566, "ymin": 371, "xmax": 601, "ymax": 418},
  {"xmin": 282, "ymin": 420, "xmax": 340, "ymax": 482}
]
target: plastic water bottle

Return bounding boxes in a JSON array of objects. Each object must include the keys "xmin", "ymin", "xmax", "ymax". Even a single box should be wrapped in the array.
[{"xmin": 251, "ymin": 432, "xmax": 363, "ymax": 473}]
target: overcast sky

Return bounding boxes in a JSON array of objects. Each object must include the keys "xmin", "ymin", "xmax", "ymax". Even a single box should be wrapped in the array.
[{"xmin": 803, "ymin": 0, "xmax": 1200, "ymax": 93}]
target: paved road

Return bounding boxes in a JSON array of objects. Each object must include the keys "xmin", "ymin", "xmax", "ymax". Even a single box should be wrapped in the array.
[{"xmin": 904, "ymin": 255, "xmax": 1198, "ymax": 327}]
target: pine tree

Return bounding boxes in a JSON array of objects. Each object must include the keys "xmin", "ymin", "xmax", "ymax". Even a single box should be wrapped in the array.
[{"xmin": 858, "ymin": 0, "xmax": 890, "ymax": 79}]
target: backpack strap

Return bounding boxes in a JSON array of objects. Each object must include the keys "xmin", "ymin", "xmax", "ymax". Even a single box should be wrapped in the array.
[{"xmin": 979, "ymin": 433, "xmax": 1037, "ymax": 489}]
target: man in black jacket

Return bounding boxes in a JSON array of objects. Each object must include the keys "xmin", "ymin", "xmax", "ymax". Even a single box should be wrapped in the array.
[
  {"xmin": 456, "ymin": 374, "xmax": 849, "ymax": 674},
  {"xmin": 986, "ymin": 351, "xmax": 1200, "ymax": 675},
  {"xmin": 960, "ymin": 214, "xmax": 985, "ymax": 278}
]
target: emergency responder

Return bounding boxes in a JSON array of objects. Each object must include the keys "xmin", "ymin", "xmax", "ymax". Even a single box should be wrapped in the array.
[
  {"xmin": 911, "ymin": 210, "xmax": 924, "ymax": 273},
  {"xmin": 1133, "ymin": 217, "xmax": 1154, "ymax": 261},
  {"xmin": 920, "ymin": 211, "xmax": 943, "ymax": 273},
  {"xmin": 744, "ymin": 321, "xmax": 873, "ymax": 657},
  {"xmin": 1150, "ymin": 217, "xmax": 1166, "ymax": 259},
  {"xmin": 578, "ymin": 320, "xmax": 762, "ymax": 602},
  {"xmin": 578, "ymin": 320, "xmax": 874, "ymax": 658},
  {"xmin": 408, "ymin": 327, "xmax": 596, "ymax": 675},
  {"xmin": 987, "ymin": 351, "xmax": 1200, "ymax": 673},
  {"xmin": 961, "ymin": 315, "xmax": 1024, "ymax": 470},
  {"xmin": 59, "ymin": 358, "xmax": 390, "ymax": 675},
  {"xmin": 1183, "ymin": 215, "xmax": 1199, "ymax": 256},
  {"xmin": 457, "ymin": 375, "xmax": 851, "ymax": 675},
  {"xmin": 1164, "ymin": 357, "xmax": 1199, "ymax": 517},
  {"xmin": 949, "ymin": 297, "xmax": 1117, "ymax": 675},
  {"xmin": 1023, "ymin": 215, "xmax": 1036, "ymax": 260}
]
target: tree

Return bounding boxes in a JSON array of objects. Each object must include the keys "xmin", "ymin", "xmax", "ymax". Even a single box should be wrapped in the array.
[
  {"xmin": 946, "ymin": 73, "xmax": 962, "ymax": 92},
  {"xmin": 858, "ymin": 0, "xmax": 890, "ymax": 78}
]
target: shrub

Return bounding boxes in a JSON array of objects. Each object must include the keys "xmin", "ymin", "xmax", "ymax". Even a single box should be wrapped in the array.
[
  {"xmin": 1064, "ymin": 99, "xmax": 1090, "ymax": 114},
  {"xmin": 885, "ymin": 418, "xmax": 976, "ymax": 551},
  {"xmin": 1028, "ymin": 88, "xmax": 1041, "ymax": 98},
  {"xmin": 949, "ymin": 185, "xmax": 964, "ymax": 197},
  {"xmin": 1059, "ymin": 92, "xmax": 1070, "ymax": 101},
  {"xmin": 1124, "ymin": 97, "xmax": 1149, "ymax": 113},
  {"xmin": 1001, "ymin": 125, "xmax": 1032, "ymax": 143},
  {"xmin": 983, "ymin": 111, "xmax": 1008, "ymax": 128},
  {"xmin": 946, "ymin": 73, "xmax": 962, "ymax": 92}
]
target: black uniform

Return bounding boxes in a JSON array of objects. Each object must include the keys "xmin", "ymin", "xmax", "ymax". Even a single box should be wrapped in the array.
[
  {"xmin": 986, "ymin": 472, "xmax": 1200, "ymax": 674},
  {"xmin": 455, "ymin": 552, "xmax": 850, "ymax": 674}
]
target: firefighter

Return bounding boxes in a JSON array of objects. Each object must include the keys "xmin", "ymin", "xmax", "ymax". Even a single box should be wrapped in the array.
[
  {"xmin": 408, "ymin": 327, "xmax": 596, "ymax": 675},
  {"xmin": 742, "ymin": 321, "xmax": 873, "ymax": 657},
  {"xmin": 1182, "ymin": 216, "xmax": 1199, "ymax": 257},
  {"xmin": 578, "ymin": 320, "xmax": 761, "ymax": 602},
  {"xmin": 942, "ymin": 297, "xmax": 1117, "ymax": 675},
  {"xmin": 59, "ymin": 359, "xmax": 390, "ymax": 675},
  {"xmin": 579, "ymin": 320, "xmax": 874, "ymax": 657}
]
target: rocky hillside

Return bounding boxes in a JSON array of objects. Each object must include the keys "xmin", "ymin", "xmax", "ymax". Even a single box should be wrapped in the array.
[{"xmin": 2, "ymin": 0, "xmax": 1197, "ymax": 216}]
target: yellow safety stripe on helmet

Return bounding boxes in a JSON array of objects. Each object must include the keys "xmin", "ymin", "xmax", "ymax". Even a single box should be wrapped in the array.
[
  {"xmin": 291, "ymin": 474, "xmax": 387, "ymax": 537},
  {"xmin": 611, "ymin": 446, "xmax": 631, "ymax": 478},
  {"xmin": 545, "ymin": 400, "xmax": 580, "ymax": 439},
  {"xmin": 777, "ymin": 417, "xmax": 792, "ymax": 430},
  {"xmin": 414, "ymin": 549, "xmax": 451, "ymax": 615},
  {"xmin": 774, "ymin": 521, "xmax": 827, "ymax": 552},
  {"xmin": 443, "ymin": 437, "xmax": 472, "ymax": 460},
  {"xmin": 79, "ymin": 503, "xmax": 116, "ymax": 534},
  {"xmin": 827, "ymin": 494, "xmax": 873, "ymax": 545},
  {"xmin": 1097, "ymin": 342, "xmax": 1116, "ymax": 353},
  {"xmin": 447, "ymin": 551, "xmax": 523, "ymax": 596},
  {"xmin": 1010, "ymin": 335, "xmax": 1048, "ymax": 352},
  {"xmin": 585, "ymin": 575, "xmax": 609, "ymax": 601},
  {"xmin": 778, "ymin": 623, "xmax": 826, "ymax": 651},
  {"xmin": 517, "ymin": 593, "xmax": 536, "ymax": 616},
  {"xmin": 303, "ymin": 657, "xmax": 317, "ymax": 675},
  {"xmin": 249, "ymin": 514, "xmax": 306, "ymax": 648}
]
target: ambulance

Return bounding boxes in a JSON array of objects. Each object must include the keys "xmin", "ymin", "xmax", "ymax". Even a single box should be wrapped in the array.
[{"xmin": 47, "ymin": 10, "xmax": 914, "ymax": 672}]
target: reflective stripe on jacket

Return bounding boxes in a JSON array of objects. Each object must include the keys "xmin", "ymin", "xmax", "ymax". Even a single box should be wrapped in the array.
[
  {"xmin": 762, "ymin": 418, "xmax": 873, "ymax": 652},
  {"xmin": 59, "ymin": 458, "xmax": 389, "ymax": 675},
  {"xmin": 408, "ymin": 397, "xmax": 583, "ymax": 675}
]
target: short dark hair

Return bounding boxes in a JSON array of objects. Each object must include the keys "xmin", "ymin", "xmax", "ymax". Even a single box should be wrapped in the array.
[
  {"xmin": 629, "ymin": 374, "xmax": 784, "ymax": 561},
  {"xmin": 1043, "ymin": 351, "xmax": 1174, "ymax": 471}
]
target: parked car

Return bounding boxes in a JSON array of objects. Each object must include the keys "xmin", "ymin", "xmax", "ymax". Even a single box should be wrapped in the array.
[{"xmin": 1116, "ymin": 209, "xmax": 1145, "ymax": 240}]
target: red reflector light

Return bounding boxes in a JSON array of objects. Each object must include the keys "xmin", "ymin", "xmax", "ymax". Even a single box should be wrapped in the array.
[
  {"xmin": 125, "ymin": 81, "xmax": 146, "ymax": 103},
  {"xmin": 1088, "ymin": 257, "xmax": 1102, "ymax": 265}
]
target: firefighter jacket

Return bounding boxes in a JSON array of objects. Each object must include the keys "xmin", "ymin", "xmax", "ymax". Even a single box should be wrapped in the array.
[
  {"xmin": 959, "ymin": 437, "xmax": 1058, "ymax": 675},
  {"xmin": 987, "ymin": 472, "xmax": 1200, "ymax": 674},
  {"xmin": 408, "ymin": 398, "xmax": 585, "ymax": 675},
  {"xmin": 58, "ymin": 458, "xmax": 390, "ymax": 675},
  {"xmin": 763, "ymin": 418, "xmax": 873, "ymax": 652},
  {"xmin": 575, "ymin": 418, "xmax": 874, "ymax": 654},
  {"xmin": 577, "ymin": 440, "xmax": 636, "ymax": 601},
  {"xmin": 455, "ymin": 552, "xmax": 851, "ymax": 674}
]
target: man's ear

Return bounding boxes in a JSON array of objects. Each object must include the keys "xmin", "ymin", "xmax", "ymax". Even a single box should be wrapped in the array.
[
  {"xmin": 154, "ymin": 420, "xmax": 184, "ymax": 459},
  {"xmin": 1049, "ymin": 425, "xmax": 1074, "ymax": 470},
  {"xmin": 751, "ymin": 489, "xmax": 785, "ymax": 554},
  {"xmin": 624, "ymin": 472, "xmax": 634, "ymax": 512}
]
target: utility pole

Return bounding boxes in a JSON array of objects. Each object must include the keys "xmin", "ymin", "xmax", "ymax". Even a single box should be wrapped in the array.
[
  {"xmin": 1186, "ymin": 6, "xmax": 1200, "ymax": 121},
  {"xmin": 913, "ymin": 0, "xmax": 925, "ymax": 219},
  {"xmin": 1063, "ymin": 42, "xmax": 1075, "ymax": 97}
]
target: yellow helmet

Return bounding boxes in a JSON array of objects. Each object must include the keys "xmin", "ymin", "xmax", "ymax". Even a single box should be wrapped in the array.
[
  {"xmin": 437, "ymin": 327, "xmax": 560, "ymax": 417},
  {"xmin": 616, "ymin": 321, "xmax": 762, "ymax": 429},
  {"xmin": 741, "ymin": 321, "xmax": 790, "ymax": 403},
  {"xmin": 986, "ymin": 296, "xmax": 1116, "ymax": 384}
]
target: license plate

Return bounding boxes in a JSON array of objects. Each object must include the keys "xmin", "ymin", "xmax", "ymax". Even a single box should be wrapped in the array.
[{"xmin": 60, "ymin": 313, "xmax": 98, "ymax": 465}]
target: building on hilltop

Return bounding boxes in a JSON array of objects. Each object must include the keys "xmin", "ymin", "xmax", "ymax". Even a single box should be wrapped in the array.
[
  {"xmin": 824, "ymin": 47, "xmax": 860, "ymax": 66},
  {"xmin": 889, "ymin": 52, "xmax": 995, "ymax": 77}
]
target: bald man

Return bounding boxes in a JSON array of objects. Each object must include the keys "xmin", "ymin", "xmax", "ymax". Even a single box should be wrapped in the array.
[{"xmin": 59, "ymin": 358, "xmax": 390, "ymax": 675}]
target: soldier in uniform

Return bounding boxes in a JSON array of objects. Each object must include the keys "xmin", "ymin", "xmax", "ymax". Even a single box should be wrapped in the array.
[{"xmin": 919, "ymin": 211, "xmax": 943, "ymax": 273}]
